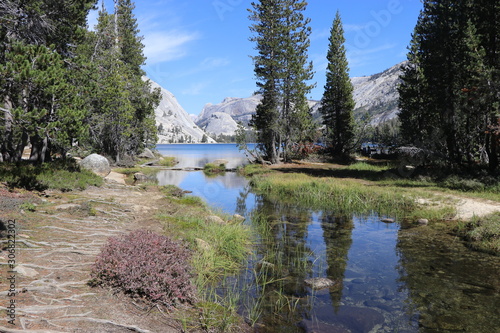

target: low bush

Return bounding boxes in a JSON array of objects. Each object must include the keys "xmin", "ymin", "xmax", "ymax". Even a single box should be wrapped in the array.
[
  {"xmin": 0, "ymin": 159, "xmax": 103, "ymax": 191},
  {"xmin": 441, "ymin": 175, "xmax": 486, "ymax": 192},
  {"xmin": 90, "ymin": 230, "xmax": 196, "ymax": 307}
]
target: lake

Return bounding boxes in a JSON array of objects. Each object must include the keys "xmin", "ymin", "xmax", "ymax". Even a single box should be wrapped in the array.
[{"xmin": 155, "ymin": 144, "xmax": 500, "ymax": 332}]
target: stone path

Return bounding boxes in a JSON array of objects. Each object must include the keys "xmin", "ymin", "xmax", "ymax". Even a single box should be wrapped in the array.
[{"xmin": 0, "ymin": 183, "xmax": 180, "ymax": 333}]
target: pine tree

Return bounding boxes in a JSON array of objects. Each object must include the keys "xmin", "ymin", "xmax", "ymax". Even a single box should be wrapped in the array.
[
  {"xmin": 249, "ymin": 0, "xmax": 314, "ymax": 164},
  {"xmin": 116, "ymin": 0, "xmax": 146, "ymax": 75},
  {"xmin": 83, "ymin": 1, "xmax": 159, "ymax": 162},
  {"xmin": 319, "ymin": 11, "xmax": 355, "ymax": 159},
  {"xmin": 398, "ymin": 0, "xmax": 498, "ymax": 169},
  {"xmin": 280, "ymin": 0, "xmax": 315, "ymax": 162},
  {"xmin": 0, "ymin": 0, "xmax": 95, "ymax": 163},
  {"xmin": 249, "ymin": 0, "xmax": 284, "ymax": 164}
]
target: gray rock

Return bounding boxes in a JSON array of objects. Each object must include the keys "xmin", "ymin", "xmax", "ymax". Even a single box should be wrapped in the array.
[
  {"xmin": 232, "ymin": 214, "xmax": 245, "ymax": 221},
  {"xmin": 381, "ymin": 218, "xmax": 395, "ymax": 223},
  {"xmin": 206, "ymin": 215, "xmax": 225, "ymax": 224},
  {"xmin": 55, "ymin": 203, "xmax": 81, "ymax": 210},
  {"xmin": 138, "ymin": 148, "xmax": 155, "ymax": 159},
  {"xmin": 195, "ymin": 238, "xmax": 211, "ymax": 251},
  {"xmin": 80, "ymin": 154, "xmax": 111, "ymax": 177},
  {"xmin": 304, "ymin": 277, "xmax": 337, "ymax": 290},
  {"xmin": 133, "ymin": 172, "xmax": 149, "ymax": 181},
  {"xmin": 417, "ymin": 218, "xmax": 429, "ymax": 225}
]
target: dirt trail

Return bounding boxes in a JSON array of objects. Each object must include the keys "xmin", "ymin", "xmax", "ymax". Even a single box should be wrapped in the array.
[{"xmin": 1, "ymin": 182, "xmax": 183, "ymax": 333}]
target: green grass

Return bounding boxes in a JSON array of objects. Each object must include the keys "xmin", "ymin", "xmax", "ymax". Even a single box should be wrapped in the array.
[
  {"xmin": 0, "ymin": 159, "xmax": 103, "ymax": 191},
  {"xmin": 238, "ymin": 164, "xmax": 271, "ymax": 176},
  {"xmin": 157, "ymin": 192, "xmax": 251, "ymax": 284},
  {"xmin": 457, "ymin": 212, "xmax": 500, "ymax": 255},
  {"xmin": 250, "ymin": 172, "xmax": 417, "ymax": 217},
  {"xmin": 156, "ymin": 188, "xmax": 253, "ymax": 332},
  {"xmin": 157, "ymin": 156, "xmax": 177, "ymax": 167},
  {"xmin": 203, "ymin": 163, "xmax": 226, "ymax": 175}
]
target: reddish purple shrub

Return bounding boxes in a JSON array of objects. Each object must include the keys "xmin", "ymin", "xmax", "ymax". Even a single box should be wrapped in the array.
[{"xmin": 90, "ymin": 230, "xmax": 196, "ymax": 306}]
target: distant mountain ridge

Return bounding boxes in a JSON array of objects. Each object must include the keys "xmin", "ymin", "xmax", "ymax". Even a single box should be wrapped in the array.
[
  {"xmin": 195, "ymin": 62, "xmax": 404, "ymax": 137},
  {"xmin": 147, "ymin": 78, "xmax": 215, "ymax": 144}
]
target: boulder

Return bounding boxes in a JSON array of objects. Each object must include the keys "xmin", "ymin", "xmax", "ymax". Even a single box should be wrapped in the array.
[
  {"xmin": 80, "ymin": 154, "xmax": 111, "ymax": 177},
  {"xmin": 133, "ymin": 172, "xmax": 149, "ymax": 181},
  {"xmin": 417, "ymin": 218, "xmax": 429, "ymax": 225},
  {"xmin": 206, "ymin": 215, "xmax": 225, "ymax": 224},
  {"xmin": 195, "ymin": 238, "xmax": 211, "ymax": 252},
  {"xmin": 138, "ymin": 148, "xmax": 155, "ymax": 159},
  {"xmin": 381, "ymin": 218, "xmax": 395, "ymax": 223},
  {"xmin": 233, "ymin": 214, "xmax": 245, "ymax": 221}
]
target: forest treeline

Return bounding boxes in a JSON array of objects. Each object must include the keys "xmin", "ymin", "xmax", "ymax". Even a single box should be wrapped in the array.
[
  {"xmin": 1, "ymin": 0, "xmax": 498, "ymax": 172},
  {"xmin": 0, "ymin": 0, "xmax": 159, "ymax": 164},
  {"xmin": 249, "ymin": 0, "xmax": 499, "ymax": 172}
]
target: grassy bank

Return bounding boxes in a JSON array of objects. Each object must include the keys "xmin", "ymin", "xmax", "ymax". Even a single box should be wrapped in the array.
[
  {"xmin": 156, "ymin": 186, "xmax": 252, "ymax": 332},
  {"xmin": 245, "ymin": 162, "xmax": 499, "ymax": 255},
  {"xmin": 251, "ymin": 172, "xmax": 417, "ymax": 216}
]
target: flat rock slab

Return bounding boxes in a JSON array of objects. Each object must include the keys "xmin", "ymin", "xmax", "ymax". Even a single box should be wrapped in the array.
[
  {"xmin": 55, "ymin": 204, "xmax": 81, "ymax": 210},
  {"xmin": 105, "ymin": 172, "xmax": 126, "ymax": 185},
  {"xmin": 13, "ymin": 265, "xmax": 39, "ymax": 278}
]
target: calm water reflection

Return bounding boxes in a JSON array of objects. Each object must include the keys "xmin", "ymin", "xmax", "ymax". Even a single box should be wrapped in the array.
[{"xmin": 156, "ymin": 145, "xmax": 500, "ymax": 332}]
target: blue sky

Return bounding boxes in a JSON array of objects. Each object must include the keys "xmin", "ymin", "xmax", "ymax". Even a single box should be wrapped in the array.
[{"xmin": 88, "ymin": 0, "xmax": 423, "ymax": 116}]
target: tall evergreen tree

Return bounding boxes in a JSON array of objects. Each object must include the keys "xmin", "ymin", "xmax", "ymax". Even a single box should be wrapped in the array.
[
  {"xmin": 280, "ymin": 0, "xmax": 315, "ymax": 162},
  {"xmin": 398, "ymin": 0, "xmax": 499, "ymax": 170},
  {"xmin": 82, "ymin": 1, "xmax": 159, "ymax": 162},
  {"xmin": 249, "ymin": 0, "xmax": 283, "ymax": 164},
  {"xmin": 319, "ymin": 11, "xmax": 355, "ymax": 159},
  {"xmin": 249, "ymin": 0, "xmax": 314, "ymax": 164},
  {"xmin": 0, "ymin": 0, "xmax": 96, "ymax": 163}
]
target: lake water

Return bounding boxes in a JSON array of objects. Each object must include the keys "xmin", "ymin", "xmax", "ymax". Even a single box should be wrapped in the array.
[{"xmin": 156, "ymin": 144, "xmax": 500, "ymax": 333}]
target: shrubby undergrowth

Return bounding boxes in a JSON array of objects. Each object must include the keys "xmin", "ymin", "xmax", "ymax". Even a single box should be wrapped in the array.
[{"xmin": 90, "ymin": 230, "xmax": 196, "ymax": 307}]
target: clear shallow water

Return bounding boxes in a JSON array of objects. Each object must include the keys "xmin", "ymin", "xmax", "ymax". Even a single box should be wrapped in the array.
[
  {"xmin": 156, "ymin": 143, "xmax": 255, "ymax": 169},
  {"xmin": 156, "ymin": 144, "xmax": 500, "ymax": 333}
]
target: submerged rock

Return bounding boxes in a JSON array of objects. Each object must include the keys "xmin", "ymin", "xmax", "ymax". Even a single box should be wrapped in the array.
[
  {"xmin": 80, "ymin": 154, "xmax": 111, "ymax": 177},
  {"xmin": 304, "ymin": 277, "xmax": 337, "ymax": 290}
]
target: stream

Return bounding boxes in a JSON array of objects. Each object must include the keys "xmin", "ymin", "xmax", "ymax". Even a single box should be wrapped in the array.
[{"xmin": 156, "ymin": 144, "xmax": 500, "ymax": 333}]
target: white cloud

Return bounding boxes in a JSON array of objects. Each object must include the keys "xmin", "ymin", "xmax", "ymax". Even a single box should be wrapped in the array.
[{"xmin": 144, "ymin": 30, "xmax": 200, "ymax": 64}]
